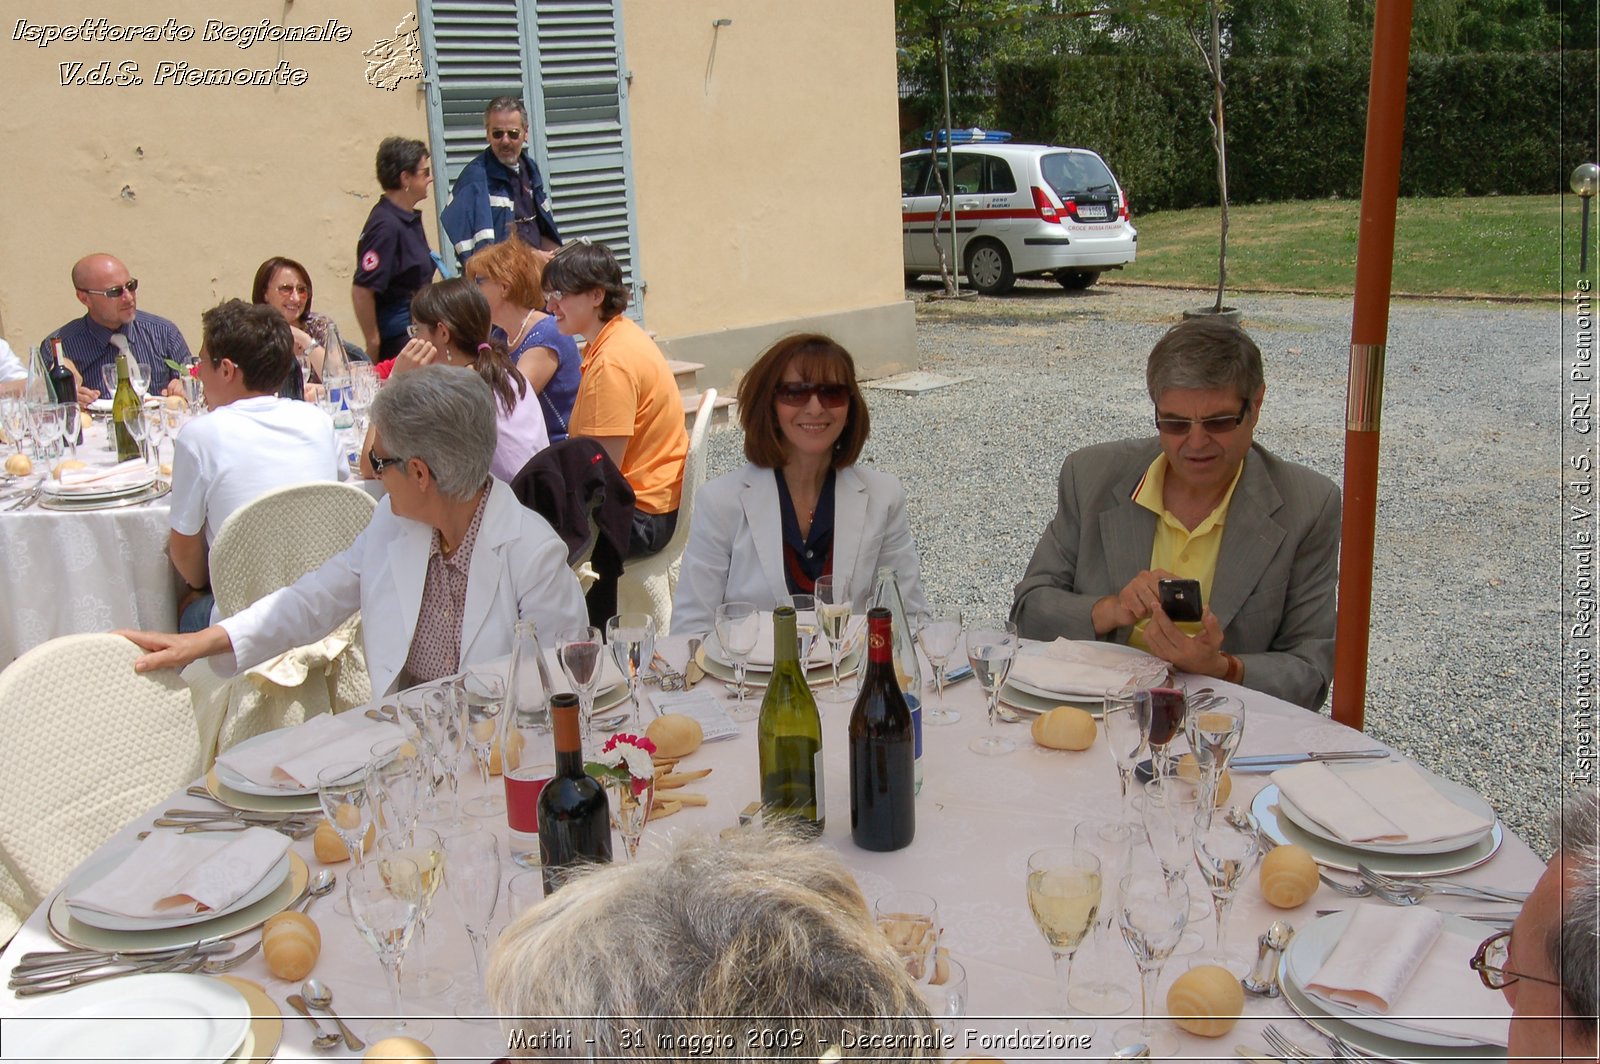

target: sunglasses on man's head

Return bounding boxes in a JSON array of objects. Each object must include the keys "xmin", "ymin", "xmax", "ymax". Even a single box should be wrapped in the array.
[
  {"xmin": 77, "ymin": 279, "xmax": 139, "ymax": 299},
  {"xmin": 775, "ymin": 382, "xmax": 851, "ymax": 409}
]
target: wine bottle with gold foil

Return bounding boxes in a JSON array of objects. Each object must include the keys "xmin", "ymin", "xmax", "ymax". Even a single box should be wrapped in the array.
[
  {"xmin": 758, "ymin": 606, "xmax": 824, "ymax": 835},
  {"xmin": 110, "ymin": 348, "xmax": 142, "ymax": 463}
]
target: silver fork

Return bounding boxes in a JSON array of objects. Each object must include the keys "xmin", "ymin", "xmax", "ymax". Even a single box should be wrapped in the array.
[
  {"xmin": 1322, "ymin": 1030, "xmax": 1362, "ymax": 1062},
  {"xmin": 1318, "ymin": 872, "xmax": 1371, "ymax": 897},
  {"xmin": 1262, "ymin": 1023, "xmax": 1334, "ymax": 1063},
  {"xmin": 1357, "ymin": 863, "xmax": 1529, "ymax": 904}
]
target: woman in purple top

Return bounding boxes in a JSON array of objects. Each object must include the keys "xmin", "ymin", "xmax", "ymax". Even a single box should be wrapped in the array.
[{"xmin": 463, "ymin": 238, "xmax": 581, "ymax": 443}]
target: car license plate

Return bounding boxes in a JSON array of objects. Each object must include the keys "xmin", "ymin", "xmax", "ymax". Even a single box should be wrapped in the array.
[{"xmin": 1075, "ymin": 204, "xmax": 1108, "ymax": 219}]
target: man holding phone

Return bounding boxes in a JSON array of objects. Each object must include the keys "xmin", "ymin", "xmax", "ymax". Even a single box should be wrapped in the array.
[{"xmin": 1012, "ymin": 317, "xmax": 1341, "ymax": 709}]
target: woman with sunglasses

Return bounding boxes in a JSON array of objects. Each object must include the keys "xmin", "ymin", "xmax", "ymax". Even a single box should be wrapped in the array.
[
  {"xmin": 373, "ymin": 278, "xmax": 549, "ymax": 482},
  {"xmin": 671, "ymin": 333, "xmax": 927, "ymax": 636}
]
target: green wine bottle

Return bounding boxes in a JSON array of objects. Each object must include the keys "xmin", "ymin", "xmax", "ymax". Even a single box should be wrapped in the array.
[
  {"xmin": 757, "ymin": 605, "xmax": 825, "ymax": 836},
  {"xmin": 110, "ymin": 348, "xmax": 142, "ymax": 463}
]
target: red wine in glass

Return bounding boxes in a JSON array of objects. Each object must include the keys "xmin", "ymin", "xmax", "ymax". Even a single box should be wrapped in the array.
[{"xmin": 1145, "ymin": 687, "xmax": 1187, "ymax": 747}]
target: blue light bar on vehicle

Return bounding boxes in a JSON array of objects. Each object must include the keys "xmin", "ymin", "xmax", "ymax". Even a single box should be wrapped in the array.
[{"xmin": 923, "ymin": 128, "xmax": 1013, "ymax": 145}]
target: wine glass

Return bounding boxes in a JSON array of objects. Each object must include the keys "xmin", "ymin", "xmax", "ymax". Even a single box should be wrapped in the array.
[
  {"xmin": 1136, "ymin": 687, "xmax": 1188, "ymax": 780},
  {"xmin": 119, "ymin": 408, "xmax": 148, "ymax": 467},
  {"xmin": 916, "ymin": 608, "xmax": 963, "ymax": 725},
  {"xmin": 603, "ymin": 772, "xmax": 656, "ymax": 862},
  {"xmin": 917, "ymin": 952, "xmax": 969, "ymax": 1039},
  {"xmin": 714, "ymin": 602, "xmax": 760, "ymax": 722},
  {"xmin": 789, "ymin": 594, "xmax": 818, "ymax": 665},
  {"xmin": 1101, "ymin": 687, "xmax": 1149, "ymax": 822},
  {"xmin": 421, "ymin": 687, "xmax": 466, "ymax": 815},
  {"xmin": 873, "ymin": 891, "xmax": 940, "ymax": 982},
  {"xmin": 318, "ymin": 760, "xmax": 373, "ymax": 916},
  {"xmin": 965, "ymin": 620, "xmax": 1019, "ymax": 756},
  {"xmin": 99, "ymin": 365, "xmax": 118, "ymax": 402},
  {"xmin": 0, "ymin": 399, "xmax": 28, "ymax": 460},
  {"xmin": 28, "ymin": 403, "xmax": 63, "ymax": 462},
  {"xmin": 1191, "ymin": 810, "xmax": 1261, "ymax": 975},
  {"xmin": 1136, "ymin": 776, "xmax": 1206, "ymax": 954},
  {"xmin": 347, "ymin": 855, "xmax": 430, "ymax": 1040},
  {"xmin": 1184, "ymin": 695, "xmax": 1245, "ymax": 807},
  {"xmin": 455, "ymin": 673, "xmax": 506, "ymax": 817},
  {"xmin": 377, "ymin": 825, "xmax": 451, "ymax": 999},
  {"xmin": 182, "ymin": 371, "xmax": 204, "ymax": 414},
  {"xmin": 605, "ymin": 612, "xmax": 656, "ymax": 730},
  {"xmin": 557, "ymin": 625, "xmax": 605, "ymax": 752},
  {"xmin": 443, "ymin": 827, "xmax": 501, "ymax": 1022},
  {"xmin": 369, "ymin": 740, "xmax": 423, "ymax": 846},
  {"xmin": 1069, "ymin": 818, "xmax": 1136, "ymax": 1015},
  {"xmin": 812, "ymin": 575, "xmax": 857, "ymax": 703},
  {"xmin": 1025, "ymin": 846, "xmax": 1102, "ymax": 1040},
  {"xmin": 141, "ymin": 404, "xmax": 168, "ymax": 470},
  {"xmin": 126, "ymin": 359, "xmax": 150, "ymax": 400},
  {"xmin": 54, "ymin": 402, "xmax": 80, "ymax": 462},
  {"xmin": 1114, "ymin": 870, "xmax": 1191, "ymax": 1058}
]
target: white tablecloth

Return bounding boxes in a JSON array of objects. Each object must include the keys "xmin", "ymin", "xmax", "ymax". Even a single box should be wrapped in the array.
[
  {"xmin": 0, "ymin": 420, "xmax": 178, "ymax": 666},
  {"xmin": 0, "ymin": 635, "xmax": 1541, "ymax": 1061}
]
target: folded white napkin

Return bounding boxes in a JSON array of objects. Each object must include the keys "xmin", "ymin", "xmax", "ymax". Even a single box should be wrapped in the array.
[
  {"xmin": 1009, "ymin": 638, "xmax": 1168, "ymax": 696},
  {"xmin": 1307, "ymin": 905, "xmax": 1512, "ymax": 1046},
  {"xmin": 45, "ymin": 459, "xmax": 154, "ymax": 495},
  {"xmin": 68, "ymin": 828, "xmax": 290, "ymax": 919},
  {"xmin": 1273, "ymin": 761, "xmax": 1494, "ymax": 845},
  {"xmin": 745, "ymin": 612, "xmax": 862, "ymax": 667},
  {"xmin": 216, "ymin": 712, "xmax": 402, "ymax": 789}
]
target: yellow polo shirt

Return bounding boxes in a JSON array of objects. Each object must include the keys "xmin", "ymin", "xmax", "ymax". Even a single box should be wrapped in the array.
[{"xmin": 1127, "ymin": 453, "xmax": 1245, "ymax": 650}]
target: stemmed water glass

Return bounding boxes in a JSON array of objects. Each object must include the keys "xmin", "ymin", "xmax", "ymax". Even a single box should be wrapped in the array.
[
  {"xmin": 28, "ymin": 403, "xmax": 63, "ymax": 462},
  {"xmin": 916, "ymin": 608, "xmax": 963, "ymax": 725},
  {"xmin": 384, "ymin": 825, "xmax": 450, "ymax": 999},
  {"xmin": 126, "ymin": 359, "xmax": 150, "ymax": 400},
  {"xmin": 605, "ymin": 612, "xmax": 656, "ymax": 730},
  {"xmin": 1136, "ymin": 776, "xmax": 1206, "ymax": 953},
  {"xmin": 557, "ymin": 625, "xmax": 605, "ymax": 752},
  {"xmin": 1114, "ymin": 870, "xmax": 1191, "ymax": 1058},
  {"xmin": 1069, "ymin": 818, "xmax": 1136, "ymax": 1016},
  {"xmin": 99, "ymin": 365, "xmax": 118, "ymax": 404},
  {"xmin": 812, "ymin": 575, "xmax": 856, "ymax": 703},
  {"xmin": 1191, "ymin": 810, "xmax": 1261, "ymax": 975},
  {"xmin": 1102, "ymin": 688, "xmax": 1149, "ymax": 822},
  {"xmin": 603, "ymin": 772, "xmax": 656, "ymax": 862},
  {"xmin": 1025, "ymin": 846, "xmax": 1102, "ymax": 1040},
  {"xmin": 370, "ymin": 739, "xmax": 424, "ymax": 845},
  {"xmin": 421, "ymin": 687, "xmax": 466, "ymax": 815},
  {"xmin": 965, "ymin": 620, "xmax": 1019, "ymax": 756},
  {"xmin": 0, "ymin": 399, "xmax": 29, "ymax": 460},
  {"xmin": 318, "ymin": 760, "xmax": 374, "ymax": 917},
  {"xmin": 141, "ymin": 404, "xmax": 169, "ymax": 470},
  {"xmin": 1184, "ymin": 694, "xmax": 1245, "ymax": 808},
  {"xmin": 119, "ymin": 408, "xmax": 149, "ymax": 467},
  {"xmin": 347, "ymin": 854, "xmax": 430, "ymax": 1040},
  {"xmin": 789, "ymin": 594, "xmax": 818, "ymax": 665},
  {"xmin": 443, "ymin": 827, "xmax": 501, "ymax": 1022},
  {"xmin": 714, "ymin": 602, "xmax": 760, "ymax": 722},
  {"xmin": 54, "ymin": 403, "xmax": 80, "ymax": 462},
  {"xmin": 454, "ymin": 672, "xmax": 507, "ymax": 817}
]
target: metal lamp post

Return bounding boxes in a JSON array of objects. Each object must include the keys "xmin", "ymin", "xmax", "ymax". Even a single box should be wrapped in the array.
[{"xmin": 1574, "ymin": 163, "xmax": 1599, "ymax": 272}]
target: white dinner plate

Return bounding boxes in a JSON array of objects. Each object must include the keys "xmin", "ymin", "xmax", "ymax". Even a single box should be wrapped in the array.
[
  {"xmin": 62, "ymin": 839, "xmax": 291, "ymax": 932},
  {"xmin": 1251, "ymin": 784, "xmax": 1503, "ymax": 875},
  {"xmin": 85, "ymin": 397, "xmax": 163, "ymax": 414},
  {"xmin": 40, "ymin": 472, "xmax": 158, "ymax": 500},
  {"xmin": 213, "ymin": 722, "xmax": 395, "ymax": 797},
  {"xmin": 37, "ymin": 480, "xmax": 171, "ymax": 511},
  {"xmin": 3, "ymin": 973, "xmax": 251, "ymax": 1063},
  {"xmin": 1274, "ymin": 762, "xmax": 1496, "ymax": 855},
  {"xmin": 204, "ymin": 770, "xmax": 323, "ymax": 814},
  {"xmin": 1284, "ymin": 910, "xmax": 1503, "ymax": 1048},
  {"xmin": 1005, "ymin": 640, "xmax": 1156, "ymax": 701},
  {"xmin": 998, "ymin": 682, "xmax": 1105, "ymax": 717},
  {"xmin": 696, "ymin": 637, "xmax": 862, "ymax": 687}
]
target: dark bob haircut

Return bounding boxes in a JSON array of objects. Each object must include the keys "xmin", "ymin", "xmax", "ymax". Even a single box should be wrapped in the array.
[
  {"xmin": 737, "ymin": 334, "xmax": 869, "ymax": 470},
  {"xmin": 250, "ymin": 257, "xmax": 314, "ymax": 325},
  {"xmin": 541, "ymin": 241, "xmax": 629, "ymax": 321},
  {"xmin": 375, "ymin": 136, "xmax": 429, "ymax": 192}
]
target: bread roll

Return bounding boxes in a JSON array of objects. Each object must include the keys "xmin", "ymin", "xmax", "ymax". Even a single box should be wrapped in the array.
[
  {"xmin": 365, "ymin": 1036, "xmax": 437, "ymax": 1062},
  {"xmin": 1175, "ymin": 753, "xmax": 1233, "ymax": 805},
  {"xmin": 164, "ymin": 393, "xmax": 189, "ymax": 411},
  {"xmin": 262, "ymin": 910, "xmax": 320, "ymax": 980},
  {"xmin": 1260, "ymin": 844, "xmax": 1319, "ymax": 908},
  {"xmin": 313, "ymin": 817, "xmax": 375, "ymax": 863},
  {"xmin": 52, "ymin": 459, "xmax": 87, "ymax": 479},
  {"xmin": 646, "ymin": 714, "xmax": 704, "ymax": 759},
  {"xmin": 1031, "ymin": 706, "xmax": 1096, "ymax": 750},
  {"xmin": 4, "ymin": 454, "xmax": 32, "ymax": 476},
  {"xmin": 1167, "ymin": 963, "xmax": 1244, "ymax": 1036}
]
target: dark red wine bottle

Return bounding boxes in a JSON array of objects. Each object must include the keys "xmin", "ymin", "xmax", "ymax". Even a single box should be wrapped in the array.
[
  {"xmin": 849, "ymin": 607, "xmax": 916, "ymax": 852},
  {"xmin": 537, "ymin": 693, "xmax": 611, "ymax": 894}
]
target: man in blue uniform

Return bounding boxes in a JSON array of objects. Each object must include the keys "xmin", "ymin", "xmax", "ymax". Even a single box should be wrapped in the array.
[
  {"xmin": 351, "ymin": 137, "xmax": 437, "ymax": 362},
  {"xmin": 440, "ymin": 98, "xmax": 561, "ymax": 265},
  {"xmin": 42, "ymin": 254, "xmax": 190, "ymax": 402}
]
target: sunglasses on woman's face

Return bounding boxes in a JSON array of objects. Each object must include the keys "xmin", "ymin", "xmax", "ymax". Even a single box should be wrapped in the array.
[{"xmin": 775, "ymin": 382, "xmax": 851, "ymax": 408}]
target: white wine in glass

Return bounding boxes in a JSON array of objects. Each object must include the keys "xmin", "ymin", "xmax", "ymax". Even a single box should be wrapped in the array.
[
  {"xmin": 813, "ymin": 575, "xmax": 856, "ymax": 703},
  {"xmin": 1025, "ymin": 847, "xmax": 1101, "ymax": 1040}
]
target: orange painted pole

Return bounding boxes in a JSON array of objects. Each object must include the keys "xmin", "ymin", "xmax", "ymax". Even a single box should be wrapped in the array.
[{"xmin": 1333, "ymin": 0, "xmax": 1414, "ymax": 731}]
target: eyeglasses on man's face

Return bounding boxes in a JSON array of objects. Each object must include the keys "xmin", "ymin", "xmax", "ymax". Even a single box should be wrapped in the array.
[
  {"xmin": 1470, "ymin": 929, "xmax": 1563, "ymax": 991},
  {"xmin": 1153, "ymin": 401, "xmax": 1250, "ymax": 436},
  {"xmin": 775, "ymin": 382, "xmax": 851, "ymax": 409},
  {"xmin": 368, "ymin": 447, "xmax": 406, "ymax": 476},
  {"xmin": 77, "ymin": 279, "xmax": 139, "ymax": 299}
]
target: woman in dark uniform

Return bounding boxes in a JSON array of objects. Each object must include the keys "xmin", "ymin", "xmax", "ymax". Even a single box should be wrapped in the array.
[{"xmin": 351, "ymin": 137, "xmax": 437, "ymax": 362}]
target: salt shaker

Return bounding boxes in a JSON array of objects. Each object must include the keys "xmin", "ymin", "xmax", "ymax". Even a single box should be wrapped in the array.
[{"xmin": 1242, "ymin": 919, "xmax": 1295, "ymax": 997}]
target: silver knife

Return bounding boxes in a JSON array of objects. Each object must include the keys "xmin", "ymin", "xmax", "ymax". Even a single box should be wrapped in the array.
[{"xmin": 1231, "ymin": 749, "xmax": 1390, "ymax": 771}]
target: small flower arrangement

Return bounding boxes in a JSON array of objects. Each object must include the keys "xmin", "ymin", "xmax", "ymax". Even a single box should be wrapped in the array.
[{"xmin": 585, "ymin": 733, "xmax": 656, "ymax": 795}]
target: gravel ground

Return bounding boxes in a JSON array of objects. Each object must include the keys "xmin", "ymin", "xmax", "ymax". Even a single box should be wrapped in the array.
[{"xmin": 701, "ymin": 280, "xmax": 1568, "ymax": 856}]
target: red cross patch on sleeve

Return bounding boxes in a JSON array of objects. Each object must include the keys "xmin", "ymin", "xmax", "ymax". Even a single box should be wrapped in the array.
[{"xmin": 361, "ymin": 250, "xmax": 380, "ymax": 272}]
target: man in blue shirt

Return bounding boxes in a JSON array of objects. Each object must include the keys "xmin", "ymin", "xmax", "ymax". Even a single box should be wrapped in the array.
[
  {"xmin": 440, "ymin": 97, "xmax": 562, "ymax": 265},
  {"xmin": 42, "ymin": 254, "xmax": 190, "ymax": 403}
]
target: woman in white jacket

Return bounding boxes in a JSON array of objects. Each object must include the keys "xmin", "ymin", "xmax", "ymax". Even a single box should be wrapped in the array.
[
  {"xmin": 672, "ymin": 334, "xmax": 927, "ymax": 637},
  {"xmin": 121, "ymin": 366, "xmax": 586, "ymax": 694}
]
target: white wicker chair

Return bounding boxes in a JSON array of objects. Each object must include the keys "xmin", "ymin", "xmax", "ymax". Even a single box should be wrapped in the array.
[
  {"xmin": 616, "ymin": 389, "xmax": 718, "ymax": 635},
  {"xmin": 194, "ymin": 482, "xmax": 377, "ymax": 757},
  {"xmin": 0, "ymin": 634, "xmax": 204, "ymax": 942}
]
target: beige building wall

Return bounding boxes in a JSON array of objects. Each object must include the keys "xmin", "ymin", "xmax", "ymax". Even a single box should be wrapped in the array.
[{"xmin": 0, "ymin": 2, "xmax": 432, "ymax": 354}]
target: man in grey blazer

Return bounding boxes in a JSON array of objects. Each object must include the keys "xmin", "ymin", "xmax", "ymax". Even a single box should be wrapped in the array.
[{"xmin": 1012, "ymin": 317, "xmax": 1340, "ymax": 709}]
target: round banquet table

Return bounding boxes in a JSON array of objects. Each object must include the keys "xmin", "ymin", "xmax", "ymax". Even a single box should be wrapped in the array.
[{"xmin": 0, "ymin": 634, "xmax": 1543, "ymax": 1062}]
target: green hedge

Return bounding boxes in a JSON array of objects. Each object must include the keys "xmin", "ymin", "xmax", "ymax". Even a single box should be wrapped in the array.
[{"xmin": 984, "ymin": 51, "xmax": 1595, "ymax": 211}]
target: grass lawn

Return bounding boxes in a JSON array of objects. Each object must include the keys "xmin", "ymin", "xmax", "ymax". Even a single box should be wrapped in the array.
[{"xmin": 1121, "ymin": 194, "xmax": 1588, "ymax": 299}]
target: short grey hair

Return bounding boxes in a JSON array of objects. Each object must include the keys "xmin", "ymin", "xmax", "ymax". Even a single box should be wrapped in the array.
[
  {"xmin": 1554, "ymin": 789, "xmax": 1600, "ymax": 1031},
  {"xmin": 370, "ymin": 365, "xmax": 495, "ymax": 500},
  {"xmin": 487, "ymin": 828, "xmax": 940, "ymax": 1059},
  {"xmin": 1146, "ymin": 316, "xmax": 1266, "ymax": 405}
]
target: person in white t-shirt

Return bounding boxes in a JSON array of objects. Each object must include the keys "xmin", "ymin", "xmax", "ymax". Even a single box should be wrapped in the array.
[
  {"xmin": 170, "ymin": 299, "xmax": 346, "ymax": 631},
  {"xmin": 0, "ymin": 338, "xmax": 27, "ymax": 397}
]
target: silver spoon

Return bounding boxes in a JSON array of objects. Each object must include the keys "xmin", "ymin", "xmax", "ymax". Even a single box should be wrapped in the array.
[
  {"xmin": 302, "ymin": 978, "xmax": 365, "ymax": 1051},
  {"xmin": 300, "ymin": 869, "xmax": 337, "ymax": 914},
  {"xmin": 286, "ymin": 993, "xmax": 342, "ymax": 1050},
  {"xmin": 1108, "ymin": 1043, "xmax": 1151, "ymax": 1059}
]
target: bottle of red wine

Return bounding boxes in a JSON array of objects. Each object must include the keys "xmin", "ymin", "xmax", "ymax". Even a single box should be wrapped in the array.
[
  {"xmin": 758, "ymin": 605, "xmax": 825, "ymax": 836},
  {"xmin": 46, "ymin": 340, "xmax": 81, "ymax": 444},
  {"xmin": 537, "ymin": 693, "xmax": 611, "ymax": 894},
  {"xmin": 849, "ymin": 606, "xmax": 916, "ymax": 852}
]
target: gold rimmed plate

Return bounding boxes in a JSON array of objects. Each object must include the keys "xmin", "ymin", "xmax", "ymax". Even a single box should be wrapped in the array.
[
  {"xmin": 215, "ymin": 975, "xmax": 284, "ymax": 1063},
  {"xmin": 695, "ymin": 639, "xmax": 861, "ymax": 688},
  {"xmin": 998, "ymin": 682, "xmax": 1104, "ymax": 718},
  {"xmin": 1251, "ymin": 784, "xmax": 1503, "ymax": 876},
  {"xmin": 205, "ymin": 769, "xmax": 322, "ymax": 814},
  {"xmin": 38, "ymin": 480, "xmax": 171, "ymax": 511}
]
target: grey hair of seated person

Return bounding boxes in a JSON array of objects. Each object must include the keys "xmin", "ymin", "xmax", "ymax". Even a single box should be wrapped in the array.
[
  {"xmin": 487, "ymin": 828, "xmax": 940, "ymax": 1060},
  {"xmin": 369, "ymin": 365, "xmax": 495, "ymax": 501},
  {"xmin": 1554, "ymin": 788, "xmax": 1600, "ymax": 1032},
  {"xmin": 1145, "ymin": 315, "xmax": 1266, "ymax": 405}
]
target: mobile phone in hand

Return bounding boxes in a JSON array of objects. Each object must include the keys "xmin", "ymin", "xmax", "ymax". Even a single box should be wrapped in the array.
[{"xmin": 1157, "ymin": 578, "xmax": 1203, "ymax": 623}]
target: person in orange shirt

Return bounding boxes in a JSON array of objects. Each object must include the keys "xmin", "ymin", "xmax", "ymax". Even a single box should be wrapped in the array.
[{"xmin": 542, "ymin": 242, "xmax": 687, "ymax": 558}]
